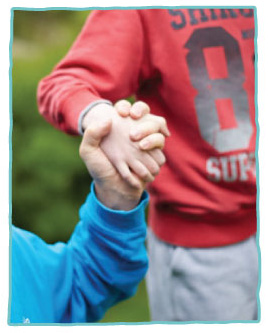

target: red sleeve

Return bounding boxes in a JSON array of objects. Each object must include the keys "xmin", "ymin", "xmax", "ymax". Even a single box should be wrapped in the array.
[{"xmin": 37, "ymin": 10, "xmax": 146, "ymax": 135}]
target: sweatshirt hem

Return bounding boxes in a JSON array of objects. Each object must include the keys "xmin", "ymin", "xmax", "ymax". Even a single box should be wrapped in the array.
[{"xmin": 149, "ymin": 207, "xmax": 257, "ymax": 248}]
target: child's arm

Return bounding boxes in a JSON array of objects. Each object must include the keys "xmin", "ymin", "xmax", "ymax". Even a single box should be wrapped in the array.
[
  {"xmin": 37, "ymin": 10, "xmax": 146, "ymax": 135},
  {"xmin": 37, "ymin": 10, "xmax": 168, "ymax": 186}
]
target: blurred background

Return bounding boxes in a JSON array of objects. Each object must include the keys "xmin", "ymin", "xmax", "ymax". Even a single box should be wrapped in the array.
[{"xmin": 12, "ymin": 9, "xmax": 150, "ymax": 323}]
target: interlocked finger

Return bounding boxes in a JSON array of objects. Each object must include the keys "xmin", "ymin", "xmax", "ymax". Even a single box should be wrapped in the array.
[
  {"xmin": 117, "ymin": 162, "xmax": 141, "ymax": 188},
  {"xmin": 130, "ymin": 101, "xmax": 150, "ymax": 119},
  {"xmin": 129, "ymin": 160, "xmax": 155, "ymax": 182},
  {"xmin": 148, "ymin": 149, "xmax": 166, "ymax": 167},
  {"xmin": 138, "ymin": 153, "xmax": 161, "ymax": 177},
  {"xmin": 130, "ymin": 118, "xmax": 164, "ymax": 141},
  {"xmin": 139, "ymin": 133, "xmax": 165, "ymax": 150},
  {"xmin": 114, "ymin": 100, "xmax": 132, "ymax": 117}
]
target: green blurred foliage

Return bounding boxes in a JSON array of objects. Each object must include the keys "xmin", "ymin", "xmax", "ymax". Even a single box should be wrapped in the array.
[{"xmin": 12, "ymin": 9, "xmax": 150, "ymax": 323}]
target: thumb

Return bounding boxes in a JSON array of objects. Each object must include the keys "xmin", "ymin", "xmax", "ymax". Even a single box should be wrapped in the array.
[{"xmin": 82, "ymin": 119, "xmax": 112, "ymax": 149}]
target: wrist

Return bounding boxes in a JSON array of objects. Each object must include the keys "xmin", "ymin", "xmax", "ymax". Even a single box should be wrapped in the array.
[
  {"xmin": 80, "ymin": 100, "xmax": 114, "ymax": 133},
  {"xmin": 94, "ymin": 181, "xmax": 143, "ymax": 211},
  {"xmin": 79, "ymin": 182, "xmax": 149, "ymax": 231}
]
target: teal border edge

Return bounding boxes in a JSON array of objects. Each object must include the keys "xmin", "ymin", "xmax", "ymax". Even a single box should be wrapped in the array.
[
  {"xmin": 8, "ymin": 5, "xmax": 260, "ymax": 327},
  {"xmin": 8, "ymin": 6, "xmax": 14, "ymax": 328}
]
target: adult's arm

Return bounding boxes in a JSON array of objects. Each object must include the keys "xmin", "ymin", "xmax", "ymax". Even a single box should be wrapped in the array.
[{"xmin": 11, "ymin": 184, "xmax": 149, "ymax": 323}]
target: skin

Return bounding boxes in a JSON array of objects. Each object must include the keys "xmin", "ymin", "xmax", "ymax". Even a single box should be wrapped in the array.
[
  {"xmin": 79, "ymin": 119, "xmax": 166, "ymax": 210},
  {"xmin": 82, "ymin": 100, "xmax": 170, "ymax": 188}
]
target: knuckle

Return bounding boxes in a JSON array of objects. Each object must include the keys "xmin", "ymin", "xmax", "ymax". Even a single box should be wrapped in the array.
[
  {"xmin": 142, "ymin": 162, "xmax": 158, "ymax": 178},
  {"xmin": 79, "ymin": 144, "xmax": 88, "ymax": 159},
  {"xmin": 78, "ymin": 145, "xmax": 84, "ymax": 158},
  {"xmin": 137, "ymin": 167, "xmax": 153, "ymax": 182},
  {"xmin": 122, "ymin": 172, "xmax": 132, "ymax": 182},
  {"xmin": 139, "ymin": 168, "xmax": 150, "ymax": 179},
  {"xmin": 84, "ymin": 126, "xmax": 94, "ymax": 136}
]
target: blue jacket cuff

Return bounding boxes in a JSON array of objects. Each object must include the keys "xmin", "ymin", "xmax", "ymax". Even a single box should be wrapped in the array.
[{"xmin": 79, "ymin": 182, "xmax": 149, "ymax": 230}]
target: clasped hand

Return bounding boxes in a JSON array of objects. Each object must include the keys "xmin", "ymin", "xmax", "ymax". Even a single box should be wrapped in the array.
[{"xmin": 80, "ymin": 100, "xmax": 170, "ymax": 210}]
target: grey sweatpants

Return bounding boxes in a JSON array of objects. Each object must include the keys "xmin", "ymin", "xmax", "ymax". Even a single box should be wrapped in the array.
[{"xmin": 146, "ymin": 228, "xmax": 259, "ymax": 322}]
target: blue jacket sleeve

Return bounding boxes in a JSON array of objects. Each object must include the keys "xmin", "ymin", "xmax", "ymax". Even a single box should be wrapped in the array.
[{"xmin": 11, "ymin": 183, "xmax": 149, "ymax": 323}]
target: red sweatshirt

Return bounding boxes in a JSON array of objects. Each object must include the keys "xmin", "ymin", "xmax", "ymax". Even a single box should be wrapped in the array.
[{"xmin": 38, "ymin": 9, "xmax": 257, "ymax": 247}]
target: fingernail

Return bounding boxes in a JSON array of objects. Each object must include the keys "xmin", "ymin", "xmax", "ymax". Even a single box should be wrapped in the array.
[
  {"xmin": 131, "ymin": 107, "xmax": 142, "ymax": 117},
  {"xmin": 134, "ymin": 109, "xmax": 142, "ymax": 117},
  {"xmin": 120, "ymin": 105, "xmax": 129, "ymax": 112},
  {"xmin": 140, "ymin": 140, "xmax": 149, "ymax": 149}
]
